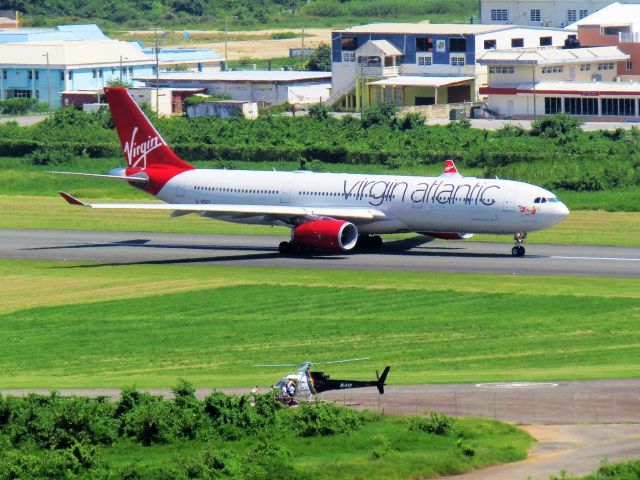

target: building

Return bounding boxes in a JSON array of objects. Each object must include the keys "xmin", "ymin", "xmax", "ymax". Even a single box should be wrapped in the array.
[
  {"xmin": 480, "ymin": 0, "xmax": 623, "ymax": 28},
  {"xmin": 330, "ymin": 22, "xmax": 573, "ymax": 111},
  {"xmin": 0, "ymin": 40, "xmax": 155, "ymax": 108},
  {"xmin": 0, "ymin": 24, "xmax": 107, "ymax": 43},
  {"xmin": 0, "ymin": 10, "xmax": 18, "ymax": 29},
  {"xmin": 568, "ymin": 2, "xmax": 640, "ymax": 79},
  {"xmin": 477, "ymin": 46, "xmax": 640, "ymax": 119},
  {"xmin": 134, "ymin": 71, "xmax": 331, "ymax": 107},
  {"xmin": 141, "ymin": 46, "xmax": 223, "ymax": 72}
]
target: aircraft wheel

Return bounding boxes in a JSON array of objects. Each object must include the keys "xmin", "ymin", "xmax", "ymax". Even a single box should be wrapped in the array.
[
  {"xmin": 279, "ymin": 241, "xmax": 293, "ymax": 254},
  {"xmin": 511, "ymin": 246, "xmax": 525, "ymax": 257},
  {"xmin": 370, "ymin": 235, "xmax": 383, "ymax": 249},
  {"xmin": 518, "ymin": 246, "xmax": 526, "ymax": 256}
]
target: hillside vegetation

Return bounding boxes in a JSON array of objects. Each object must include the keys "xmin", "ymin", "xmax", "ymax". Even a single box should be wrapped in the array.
[{"xmin": 1, "ymin": 0, "xmax": 478, "ymax": 29}]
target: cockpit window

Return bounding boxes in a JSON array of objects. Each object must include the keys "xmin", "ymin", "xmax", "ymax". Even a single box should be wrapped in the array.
[
  {"xmin": 533, "ymin": 197, "xmax": 541, "ymax": 204},
  {"xmin": 541, "ymin": 198, "xmax": 547, "ymax": 203},
  {"xmin": 547, "ymin": 197, "xmax": 559, "ymax": 203}
]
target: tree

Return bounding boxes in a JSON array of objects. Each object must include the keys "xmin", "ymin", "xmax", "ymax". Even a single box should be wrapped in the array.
[{"xmin": 306, "ymin": 43, "xmax": 331, "ymax": 72}]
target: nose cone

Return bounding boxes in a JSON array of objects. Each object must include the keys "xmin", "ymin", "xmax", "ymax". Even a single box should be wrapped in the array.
[{"xmin": 549, "ymin": 202, "xmax": 570, "ymax": 225}]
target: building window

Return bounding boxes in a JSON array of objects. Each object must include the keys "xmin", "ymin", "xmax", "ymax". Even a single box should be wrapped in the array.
[
  {"xmin": 128, "ymin": 67, "xmax": 133, "ymax": 76},
  {"xmin": 542, "ymin": 66, "xmax": 563, "ymax": 74},
  {"xmin": 417, "ymin": 55, "xmax": 432, "ymax": 66},
  {"xmin": 450, "ymin": 56, "xmax": 465, "ymax": 66},
  {"xmin": 627, "ymin": 60, "xmax": 633, "ymax": 70},
  {"xmin": 10, "ymin": 89, "xmax": 32, "ymax": 98},
  {"xmin": 567, "ymin": 10, "xmax": 577, "ymax": 23},
  {"xmin": 597, "ymin": 63, "xmax": 615, "ymax": 71},
  {"xmin": 579, "ymin": 9, "xmax": 589, "ymax": 19},
  {"xmin": 580, "ymin": 64, "xmax": 591, "ymax": 71},
  {"xmin": 341, "ymin": 36, "xmax": 358, "ymax": 51},
  {"xmin": 511, "ymin": 38, "xmax": 524, "ymax": 48},
  {"xmin": 357, "ymin": 55, "xmax": 381, "ymax": 67},
  {"xmin": 602, "ymin": 98, "xmax": 636, "ymax": 116},
  {"xmin": 416, "ymin": 37, "xmax": 433, "ymax": 52},
  {"xmin": 564, "ymin": 97, "xmax": 598, "ymax": 115},
  {"xmin": 92, "ymin": 69, "xmax": 97, "ymax": 78},
  {"xmin": 530, "ymin": 9, "xmax": 541, "ymax": 22},
  {"xmin": 59, "ymin": 71, "xmax": 64, "ymax": 81},
  {"xmin": 489, "ymin": 66, "xmax": 514, "ymax": 74},
  {"xmin": 545, "ymin": 97, "xmax": 562, "ymax": 114},
  {"xmin": 68, "ymin": 71, "xmax": 73, "ymax": 80},
  {"xmin": 539, "ymin": 36, "xmax": 553, "ymax": 46},
  {"xmin": 2, "ymin": 70, "xmax": 6, "ymax": 80},
  {"xmin": 450, "ymin": 37, "xmax": 467, "ymax": 52},
  {"xmin": 341, "ymin": 51, "xmax": 355, "ymax": 62},
  {"xmin": 484, "ymin": 39, "xmax": 496, "ymax": 50},
  {"xmin": 28, "ymin": 70, "xmax": 39, "ymax": 80},
  {"xmin": 491, "ymin": 9, "xmax": 508, "ymax": 21}
]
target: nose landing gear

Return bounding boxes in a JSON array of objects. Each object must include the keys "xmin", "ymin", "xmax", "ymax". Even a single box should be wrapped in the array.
[{"xmin": 511, "ymin": 232, "xmax": 527, "ymax": 257}]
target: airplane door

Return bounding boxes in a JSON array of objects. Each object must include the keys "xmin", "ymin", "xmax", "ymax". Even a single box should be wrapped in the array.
[
  {"xmin": 502, "ymin": 189, "xmax": 515, "ymax": 212},
  {"xmin": 279, "ymin": 183, "xmax": 291, "ymax": 204}
]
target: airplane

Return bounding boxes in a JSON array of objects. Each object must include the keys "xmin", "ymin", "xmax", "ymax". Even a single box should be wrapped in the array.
[
  {"xmin": 257, "ymin": 358, "xmax": 391, "ymax": 402},
  {"xmin": 54, "ymin": 87, "xmax": 569, "ymax": 257}
]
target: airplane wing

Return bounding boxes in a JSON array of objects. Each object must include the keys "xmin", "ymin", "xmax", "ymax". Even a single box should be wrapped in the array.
[
  {"xmin": 48, "ymin": 171, "xmax": 148, "ymax": 184},
  {"xmin": 59, "ymin": 192, "xmax": 387, "ymax": 222}
]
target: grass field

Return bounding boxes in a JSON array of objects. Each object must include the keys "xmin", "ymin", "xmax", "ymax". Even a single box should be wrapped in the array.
[
  {"xmin": 95, "ymin": 417, "xmax": 531, "ymax": 479},
  {"xmin": 1, "ymin": 259, "xmax": 638, "ymax": 389}
]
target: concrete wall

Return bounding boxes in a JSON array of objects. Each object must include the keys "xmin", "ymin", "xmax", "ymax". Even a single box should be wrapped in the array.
[
  {"xmin": 578, "ymin": 25, "xmax": 640, "ymax": 78},
  {"xmin": 481, "ymin": 0, "xmax": 614, "ymax": 27},
  {"xmin": 186, "ymin": 101, "xmax": 258, "ymax": 119}
]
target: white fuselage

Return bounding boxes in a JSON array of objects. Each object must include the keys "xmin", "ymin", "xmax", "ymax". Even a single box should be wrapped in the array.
[{"xmin": 154, "ymin": 169, "xmax": 569, "ymax": 235}]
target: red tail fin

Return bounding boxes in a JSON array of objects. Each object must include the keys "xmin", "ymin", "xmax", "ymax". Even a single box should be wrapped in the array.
[
  {"xmin": 104, "ymin": 87, "xmax": 193, "ymax": 171},
  {"xmin": 443, "ymin": 159, "xmax": 458, "ymax": 175}
]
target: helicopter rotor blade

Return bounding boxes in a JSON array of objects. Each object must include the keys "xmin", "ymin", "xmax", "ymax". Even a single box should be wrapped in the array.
[
  {"xmin": 255, "ymin": 363, "xmax": 301, "ymax": 367},
  {"xmin": 257, "ymin": 357, "xmax": 370, "ymax": 368},
  {"xmin": 311, "ymin": 357, "xmax": 370, "ymax": 365}
]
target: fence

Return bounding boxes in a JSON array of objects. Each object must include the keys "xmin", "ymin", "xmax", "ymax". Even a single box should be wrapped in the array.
[
  {"xmin": 320, "ymin": 389, "xmax": 640, "ymax": 424},
  {"xmin": 400, "ymin": 101, "xmax": 482, "ymax": 120}
]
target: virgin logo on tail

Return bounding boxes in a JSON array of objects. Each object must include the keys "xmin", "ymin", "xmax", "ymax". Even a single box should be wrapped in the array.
[
  {"xmin": 123, "ymin": 127, "xmax": 163, "ymax": 169},
  {"xmin": 443, "ymin": 160, "xmax": 458, "ymax": 174}
]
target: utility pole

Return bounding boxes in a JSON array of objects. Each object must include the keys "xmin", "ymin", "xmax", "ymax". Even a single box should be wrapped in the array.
[
  {"xmin": 45, "ymin": 52, "xmax": 51, "ymax": 111},
  {"xmin": 224, "ymin": 16, "xmax": 228, "ymax": 71},
  {"xmin": 120, "ymin": 55, "xmax": 123, "ymax": 81},
  {"xmin": 154, "ymin": 26, "xmax": 160, "ymax": 114}
]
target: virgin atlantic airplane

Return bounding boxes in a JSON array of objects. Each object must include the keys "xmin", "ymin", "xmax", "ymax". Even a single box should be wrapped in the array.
[{"xmin": 55, "ymin": 87, "xmax": 569, "ymax": 257}]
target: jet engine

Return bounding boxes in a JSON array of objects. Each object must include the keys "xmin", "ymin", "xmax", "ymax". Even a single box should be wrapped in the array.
[
  {"xmin": 292, "ymin": 220, "xmax": 359, "ymax": 251},
  {"xmin": 420, "ymin": 232, "xmax": 474, "ymax": 240}
]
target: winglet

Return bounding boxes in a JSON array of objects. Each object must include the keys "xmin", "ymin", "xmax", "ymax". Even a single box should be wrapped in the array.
[
  {"xmin": 443, "ymin": 159, "xmax": 458, "ymax": 175},
  {"xmin": 59, "ymin": 192, "xmax": 87, "ymax": 206}
]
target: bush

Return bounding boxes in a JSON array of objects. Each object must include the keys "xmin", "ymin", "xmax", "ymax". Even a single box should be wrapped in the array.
[
  {"xmin": 361, "ymin": 102, "xmax": 398, "ymax": 128},
  {"xmin": 399, "ymin": 112, "xmax": 425, "ymax": 130},
  {"xmin": 409, "ymin": 411, "xmax": 455, "ymax": 436},
  {"xmin": 121, "ymin": 396, "xmax": 171, "ymax": 445},
  {"xmin": 288, "ymin": 400, "xmax": 363, "ymax": 437},
  {"xmin": 308, "ymin": 104, "xmax": 329, "ymax": 120},
  {"xmin": 241, "ymin": 439, "xmax": 299, "ymax": 480},
  {"xmin": 0, "ymin": 98, "xmax": 39, "ymax": 115},
  {"xmin": 531, "ymin": 114, "xmax": 582, "ymax": 138}
]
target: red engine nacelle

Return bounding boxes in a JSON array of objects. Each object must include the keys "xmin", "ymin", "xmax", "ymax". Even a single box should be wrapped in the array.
[
  {"xmin": 292, "ymin": 220, "xmax": 359, "ymax": 251},
  {"xmin": 420, "ymin": 232, "xmax": 474, "ymax": 240}
]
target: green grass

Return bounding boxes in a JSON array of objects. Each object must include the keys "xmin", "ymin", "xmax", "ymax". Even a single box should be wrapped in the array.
[
  {"xmin": 95, "ymin": 417, "xmax": 531, "ymax": 479},
  {"xmin": 1, "ymin": 260, "xmax": 638, "ymax": 388}
]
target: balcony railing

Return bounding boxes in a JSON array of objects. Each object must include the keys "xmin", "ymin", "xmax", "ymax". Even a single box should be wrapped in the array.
[
  {"xmin": 357, "ymin": 65, "xmax": 398, "ymax": 77},
  {"xmin": 619, "ymin": 32, "xmax": 640, "ymax": 43}
]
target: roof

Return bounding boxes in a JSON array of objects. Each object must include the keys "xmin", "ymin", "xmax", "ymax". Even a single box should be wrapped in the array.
[
  {"xmin": 142, "ymin": 47, "xmax": 223, "ymax": 64},
  {"xmin": 0, "ymin": 40, "xmax": 153, "ymax": 67},
  {"xmin": 368, "ymin": 75, "xmax": 474, "ymax": 88},
  {"xmin": 515, "ymin": 80, "xmax": 640, "ymax": 94},
  {"xmin": 134, "ymin": 70, "xmax": 332, "ymax": 83},
  {"xmin": 567, "ymin": 2, "xmax": 640, "ymax": 31},
  {"xmin": 478, "ymin": 46, "xmax": 629, "ymax": 65},
  {"xmin": 367, "ymin": 40, "xmax": 404, "ymax": 56},
  {"xmin": 335, "ymin": 22, "xmax": 512, "ymax": 35},
  {"xmin": 0, "ymin": 24, "xmax": 107, "ymax": 43}
]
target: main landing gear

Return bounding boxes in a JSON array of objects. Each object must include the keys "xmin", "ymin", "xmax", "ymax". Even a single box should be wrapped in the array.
[
  {"xmin": 356, "ymin": 235, "xmax": 383, "ymax": 250},
  {"xmin": 278, "ymin": 241, "xmax": 314, "ymax": 255},
  {"xmin": 511, "ymin": 232, "xmax": 527, "ymax": 257}
]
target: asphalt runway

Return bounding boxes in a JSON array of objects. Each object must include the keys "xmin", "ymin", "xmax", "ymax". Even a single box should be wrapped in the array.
[{"xmin": 2, "ymin": 229, "xmax": 640, "ymax": 277}]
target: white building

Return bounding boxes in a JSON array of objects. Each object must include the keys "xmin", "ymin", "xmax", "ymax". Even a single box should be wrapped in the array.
[
  {"xmin": 134, "ymin": 71, "xmax": 332, "ymax": 107},
  {"xmin": 477, "ymin": 46, "xmax": 640, "ymax": 119},
  {"xmin": 480, "ymin": 0, "xmax": 629, "ymax": 28}
]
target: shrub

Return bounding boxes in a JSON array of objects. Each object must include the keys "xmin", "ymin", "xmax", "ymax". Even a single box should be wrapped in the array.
[
  {"xmin": 456, "ymin": 438, "xmax": 476, "ymax": 457},
  {"xmin": 288, "ymin": 400, "xmax": 363, "ymax": 437},
  {"xmin": 241, "ymin": 439, "xmax": 299, "ymax": 480},
  {"xmin": 409, "ymin": 411, "xmax": 455, "ymax": 436},
  {"xmin": 0, "ymin": 98, "xmax": 39, "ymax": 115},
  {"xmin": 361, "ymin": 102, "xmax": 398, "ymax": 128},
  {"xmin": 530, "ymin": 114, "xmax": 582, "ymax": 138},
  {"xmin": 399, "ymin": 112, "xmax": 426, "ymax": 130},
  {"xmin": 308, "ymin": 104, "xmax": 330, "ymax": 120},
  {"xmin": 121, "ymin": 397, "xmax": 171, "ymax": 445},
  {"xmin": 203, "ymin": 392, "xmax": 279, "ymax": 437}
]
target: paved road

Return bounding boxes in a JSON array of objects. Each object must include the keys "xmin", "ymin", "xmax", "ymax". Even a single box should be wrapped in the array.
[
  {"xmin": 2, "ymin": 229, "xmax": 639, "ymax": 277},
  {"xmin": 0, "ymin": 114, "xmax": 48, "ymax": 126}
]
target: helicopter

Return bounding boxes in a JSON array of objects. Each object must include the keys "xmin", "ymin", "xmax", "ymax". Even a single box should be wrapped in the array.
[{"xmin": 257, "ymin": 358, "xmax": 391, "ymax": 403}]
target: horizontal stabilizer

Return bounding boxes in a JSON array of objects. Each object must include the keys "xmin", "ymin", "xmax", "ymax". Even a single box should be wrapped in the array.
[
  {"xmin": 59, "ymin": 191, "xmax": 87, "ymax": 206},
  {"xmin": 48, "ymin": 171, "xmax": 148, "ymax": 184}
]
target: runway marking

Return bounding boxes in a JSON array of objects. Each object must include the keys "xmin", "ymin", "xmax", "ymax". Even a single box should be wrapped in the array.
[
  {"xmin": 551, "ymin": 256, "xmax": 640, "ymax": 262},
  {"xmin": 476, "ymin": 382, "xmax": 558, "ymax": 389}
]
